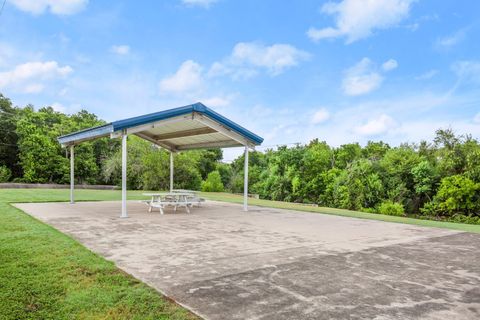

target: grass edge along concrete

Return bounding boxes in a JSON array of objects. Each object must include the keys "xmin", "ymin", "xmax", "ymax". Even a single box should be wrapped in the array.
[{"xmin": 0, "ymin": 189, "xmax": 199, "ymax": 320}]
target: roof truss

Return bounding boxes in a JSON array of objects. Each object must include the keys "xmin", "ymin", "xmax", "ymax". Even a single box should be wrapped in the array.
[{"xmin": 58, "ymin": 103, "xmax": 263, "ymax": 150}]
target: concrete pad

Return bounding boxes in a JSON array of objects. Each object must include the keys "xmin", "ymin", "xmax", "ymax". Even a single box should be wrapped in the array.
[{"xmin": 14, "ymin": 201, "xmax": 480, "ymax": 319}]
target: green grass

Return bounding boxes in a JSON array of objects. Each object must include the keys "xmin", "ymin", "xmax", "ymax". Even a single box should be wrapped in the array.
[
  {"xmin": 1, "ymin": 188, "xmax": 479, "ymax": 319},
  {"xmin": 0, "ymin": 189, "xmax": 197, "ymax": 320},
  {"xmin": 199, "ymin": 192, "xmax": 480, "ymax": 234}
]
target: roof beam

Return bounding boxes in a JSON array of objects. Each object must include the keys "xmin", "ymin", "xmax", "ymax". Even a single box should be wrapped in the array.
[
  {"xmin": 111, "ymin": 114, "xmax": 194, "ymax": 138},
  {"xmin": 134, "ymin": 133, "xmax": 177, "ymax": 152},
  {"xmin": 193, "ymin": 113, "xmax": 253, "ymax": 147},
  {"xmin": 154, "ymin": 127, "xmax": 216, "ymax": 141},
  {"xmin": 176, "ymin": 140, "xmax": 242, "ymax": 151}
]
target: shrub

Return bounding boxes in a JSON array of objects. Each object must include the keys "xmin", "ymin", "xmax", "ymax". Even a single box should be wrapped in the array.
[
  {"xmin": 420, "ymin": 201, "xmax": 438, "ymax": 216},
  {"xmin": 377, "ymin": 200, "xmax": 404, "ymax": 216},
  {"xmin": 0, "ymin": 165, "xmax": 11, "ymax": 182},
  {"xmin": 201, "ymin": 171, "xmax": 224, "ymax": 192},
  {"xmin": 361, "ymin": 207, "xmax": 377, "ymax": 214},
  {"xmin": 425, "ymin": 175, "xmax": 480, "ymax": 217},
  {"xmin": 449, "ymin": 214, "xmax": 480, "ymax": 225}
]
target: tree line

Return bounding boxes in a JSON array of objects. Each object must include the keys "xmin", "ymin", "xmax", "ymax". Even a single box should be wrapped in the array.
[
  {"xmin": 1, "ymin": 93, "xmax": 480, "ymax": 224},
  {"xmin": 0, "ymin": 94, "xmax": 222, "ymax": 190},
  {"xmin": 241, "ymin": 134, "xmax": 480, "ymax": 224}
]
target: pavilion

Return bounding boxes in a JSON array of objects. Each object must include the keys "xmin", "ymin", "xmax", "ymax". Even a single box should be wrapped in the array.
[{"xmin": 58, "ymin": 102, "xmax": 264, "ymax": 217}]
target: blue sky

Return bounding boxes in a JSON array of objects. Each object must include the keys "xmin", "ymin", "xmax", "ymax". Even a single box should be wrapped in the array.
[{"xmin": 1, "ymin": 0, "xmax": 479, "ymax": 160}]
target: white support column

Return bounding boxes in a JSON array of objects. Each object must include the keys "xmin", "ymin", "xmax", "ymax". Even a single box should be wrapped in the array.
[
  {"xmin": 243, "ymin": 146, "xmax": 249, "ymax": 212},
  {"xmin": 170, "ymin": 151, "xmax": 174, "ymax": 192},
  {"xmin": 121, "ymin": 131, "xmax": 128, "ymax": 218},
  {"xmin": 70, "ymin": 145, "xmax": 74, "ymax": 204}
]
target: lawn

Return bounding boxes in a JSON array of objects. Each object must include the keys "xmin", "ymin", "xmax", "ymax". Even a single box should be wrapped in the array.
[
  {"xmin": 201, "ymin": 192, "xmax": 480, "ymax": 234},
  {"xmin": 0, "ymin": 189, "xmax": 197, "ymax": 320},
  {"xmin": 1, "ymin": 188, "xmax": 479, "ymax": 319}
]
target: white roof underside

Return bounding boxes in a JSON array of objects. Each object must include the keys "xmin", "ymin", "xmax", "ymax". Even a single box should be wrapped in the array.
[{"xmin": 112, "ymin": 113, "xmax": 251, "ymax": 151}]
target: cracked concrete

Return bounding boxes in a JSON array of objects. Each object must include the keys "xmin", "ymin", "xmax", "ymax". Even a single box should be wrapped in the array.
[{"xmin": 14, "ymin": 200, "xmax": 480, "ymax": 319}]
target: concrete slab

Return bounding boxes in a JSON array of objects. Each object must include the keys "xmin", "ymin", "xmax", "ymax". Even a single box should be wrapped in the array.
[{"xmin": 14, "ymin": 201, "xmax": 480, "ymax": 320}]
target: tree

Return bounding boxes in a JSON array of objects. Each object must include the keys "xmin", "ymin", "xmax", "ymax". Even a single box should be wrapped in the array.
[
  {"xmin": 194, "ymin": 149, "xmax": 223, "ymax": 179},
  {"xmin": 463, "ymin": 139, "xmax": 480, "ymax": 182},
  {"xmin": 15, "ymin": 107, "xmax": 110, "ymax": 184},
  {"xmin": 230, "ymin": 150, "xmax": 266, "ymax": 195},
  {"xmin": 319, "ymin": 168, "xmax": 343, "ymax": 206},
  {"xmin": 323, "ymin": 159, "xmax": 384, "ymax": 210},
  {"xmin": 103, "ymin": 135, "xmax": 152, "ymax": 189},
  {"xmin": 16, "ymin": 107, "xmax": 69, "ymax": 183},
  {"xmin": 362, "ymin": 141, "xmax": 390, "ymax": 161},
  {"xmin": 0, "ymin": 94, "xmax": 21, "ymax": 178},
  {"xmin": 423, "ymin": 175, "xmax": 480, "ymax": 217},
  {"xmin": 171, "ymin": 152, "xmax": 202, "ymax": 190},
  {"xmin": 334, "ymin": 143, "xmax": 362, "ymax": 169},
  {"xmin": 215, "ymin": 162, "xmax": 232, "ymax": 187},
  {"xmin": 411, "ymin": 160, "xmax": 438, "ymax": 203},
  {"xmin": 0, "ymin": 165, "xmax": 11, "ymax": 182},
  {"xmin": 103, "ymin": 136, "xmax": 202, "ymax": 191},
  {"xmin": 379, "ymin": 145, "xmax": 421, "ymax": 210},
  {"xmin": 301, "ymin": 141, "xmax": 333, "ymax": 202},
  {"xmin": 434, "ymin": 128, "xmax": 466, "ymax": 176},
  {"xmin": 254, "ymin": 146, "xmax": 305, "ymax": 201},
  {"xmin": 201, "ymin": 171, "xmax": 224, "ymax": 192}
]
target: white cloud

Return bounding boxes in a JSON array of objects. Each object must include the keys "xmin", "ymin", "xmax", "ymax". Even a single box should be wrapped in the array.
[
  {"xmin": 382, "ymin": 59, "xmax": 398, "ymax": 71},
  {"xmin": 0, "ymin": 61, "xmax": 73, "ymax": 93},
  {"xmin": 405, "ymin": 14, "xmax": 438, "ymax": 32},
  {"xmin": 395, "ymin": 120, "xmax": 480, "ymax": 144},
  {"xmin": 59, "ymin": 88, "xmax": 68, "ymax": 96},
  {"xmin": 202, "ymin": 96, "xmax": 231, "ymax": 108},
  {"xmin": 451, "ymin": 60, "xmax": 480, "ymax": 84},
  {"xmin": 311, "ymin": 108, "xmax": 331, "ymax": 124},
  {"xmin": 209, "ymin": 42, "xmax": 310, "ymax": 78},
  {"xmin": 415, "ymin": 69, "xmax": 438, "ymax": 80},
  {"xmin": 0, "ymin": 43, "xmax": 15, "ymax": 68},
  {"xmin": 354, "ymin": 114, "xmax": 396, "ymax": 136},
  {"xmin": 474, "ymin": 113, "xmax": 480, "ymax": 124},
  {"xmin": 51, "ymin": 102, "xmax": 66, "ymax": 113},
  {"xmin": 436, "ymin": 29, "xmax": 467, "ymax": 48},
  {"xmin": 342, "ymin": 58, "xmax": 383, "ymax": 96},
  {"xmin": 233, "ymin": 42, "xmax": 310, "ymax": 75},
  {"xmin": 159, "ymin": 60, "xmax": 203, "ymax": 95},
  {"xmin": 208, "ymin": 62, "xmax": 258, "ymax": 80},
  {"xmin": 405, "ymin": 23, "xmax": 419, "ymax": 31},
  {"xmin": 9, "ymin": 0, "xmax": 88, "ymax": 15},
  {"xmin": 23, "ymin": 84, "xmax": 44, "ymax": 93},
  {"xmin": 110, "ymin": 45, "xmax": 130, "ymax": 55},
  {"xmin": 50, "ymin": 102, "xmax": 83, "ymax": 114},
  {"xmin": 307, "ymin": 0, "xmax": 414, "ymax": 43},
  {"xmin": 181, "ymin": 0, "xmax": 218, "ymax": 8}
]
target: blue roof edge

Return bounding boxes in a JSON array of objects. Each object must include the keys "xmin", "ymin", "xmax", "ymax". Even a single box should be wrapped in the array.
[
  {"xmin": 58, "ymin": 102, "xmax": 263, "ymax": 146},
  {"xmin": 112, "ymin": 103, "xmax": 198, "ymax": 132},
  {"xmin": 58, "ymin": 123, "xmax": 113, "ymax": 145},
  {"xmin": 195, "ymin": 103, "xmax": 264, "ymax": 144},
  {"xmin": 112, "ymin": 102, "xmax": 263, "ymax": 145}
]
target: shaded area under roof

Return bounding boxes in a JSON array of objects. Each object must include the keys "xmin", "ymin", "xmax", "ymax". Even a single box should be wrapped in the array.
[{"xmin": 58, "ymin": 103, "xmax": 263, "ymax": 151}]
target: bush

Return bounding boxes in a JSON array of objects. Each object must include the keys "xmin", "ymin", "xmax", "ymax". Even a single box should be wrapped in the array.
[
  {"xmin": 201, "ymin": 171, "xmax": 224, "ymax": 192},
  {"xmin": 360, "ymin": 207, "xmax": 377, "ymax": 214},
  {"xmin": 424, "ymin": 175, "xmax": 480, "ymax": 217},
  {"xmin": 0, "ymin": 165, "xmax": 11, "ymax": 182},
  {"xmin": 448, "ymin": 214, "xmax": 480, "ymax": 225},
  {"xmin": 420, "ymin": 201, "xmax": 438, "ymax": 216},
  {"xmin": 376, "ymin": 200, "xmax": 404, "ymax": 216}
]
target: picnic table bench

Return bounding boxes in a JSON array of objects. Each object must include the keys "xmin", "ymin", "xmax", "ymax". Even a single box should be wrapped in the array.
[{"xmin": 142, "ymin": 191, "xmax": 204, "ymax": 214}]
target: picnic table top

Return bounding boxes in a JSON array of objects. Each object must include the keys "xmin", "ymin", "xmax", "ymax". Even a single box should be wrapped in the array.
[{"xmin": 142, "ymin": 192, "xmax": 194, "ymax": 197}]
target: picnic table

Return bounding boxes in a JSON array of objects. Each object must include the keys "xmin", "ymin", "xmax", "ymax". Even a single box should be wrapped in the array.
[{"xmin": 142, "ymin": 191, "xmax": 204, "ymax": 214}]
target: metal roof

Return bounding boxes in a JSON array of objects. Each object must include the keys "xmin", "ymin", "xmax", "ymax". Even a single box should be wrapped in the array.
[{"xmin": 58, "ymin": 102, "xmax": 263, "ymax": 151}]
